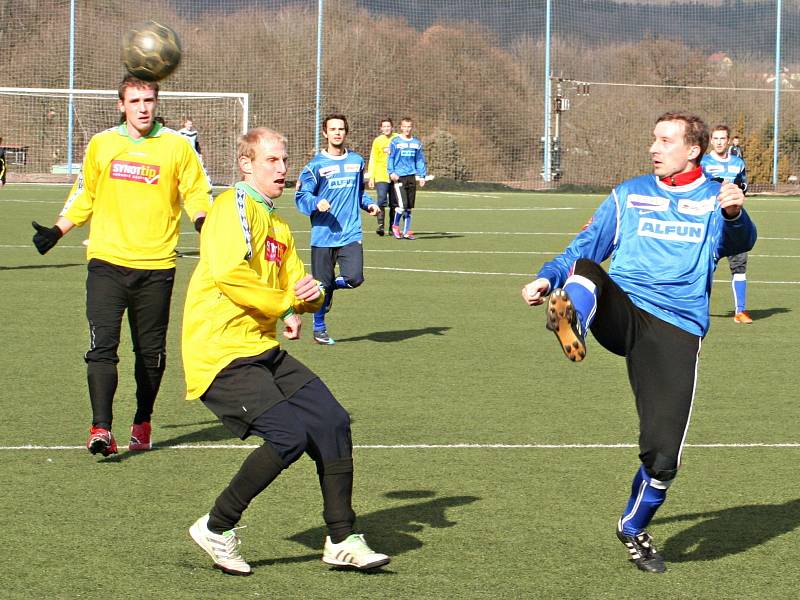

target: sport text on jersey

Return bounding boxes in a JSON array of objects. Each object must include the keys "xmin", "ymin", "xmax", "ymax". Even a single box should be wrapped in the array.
[
  {"xmin": 637, "ymin": 218, "xmax": 705, "ymax": 243},
  {"xmin": 110, "ymin": 160, "xmax": 161, "ymax": 185},
  {"xmin": 265, "ymin": 236, "xmax": 287, "ymax": 266}
]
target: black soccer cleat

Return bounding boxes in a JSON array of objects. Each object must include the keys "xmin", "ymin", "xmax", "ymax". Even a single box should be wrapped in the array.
[
  {"xmin": 545, "ymin": 288, "xmax": 586, "ymax": 362},
  {"xmin": 616, "ymin": 528, "xmax": 667, "ymax": 573}
]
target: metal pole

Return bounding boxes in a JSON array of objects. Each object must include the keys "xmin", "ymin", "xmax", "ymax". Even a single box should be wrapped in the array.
[
  {"xmin": 772, "ymin": 0, "xmax": 782, "ymax": 187},
  {"xmin": 542, "ymin": 0, "xmax": 552, "ymax": 183},
  {"xmin": 66, "ymin": 0, "xmax": 76, "ymax": 175},
  {"xmin": 314, "ymin": 0, "xmax": 324, "ymax": 152}
]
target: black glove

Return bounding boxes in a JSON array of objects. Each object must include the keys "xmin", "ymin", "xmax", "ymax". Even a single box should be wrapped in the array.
[
  {"xmin": 32, "ymin": 221, "xmax": 63, "ymax": 255},
  {"xmin": 194, "ymin": 216, "xmax": 206, "ymax": 233}
]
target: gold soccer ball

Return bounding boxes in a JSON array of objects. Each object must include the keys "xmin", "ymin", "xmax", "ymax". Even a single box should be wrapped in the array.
[{"xmin": 121, "ymin": 21, "xmax": 182, "ymax": 82}]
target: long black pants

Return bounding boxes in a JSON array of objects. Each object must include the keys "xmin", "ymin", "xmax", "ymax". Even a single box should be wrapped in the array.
[
  {"xmin": 84, "ymin": 258, "xmax": 174, "ymax": 428},
  {"xmin": 575, "ymin": 259, "xmax": 702, "ymax": 481}
]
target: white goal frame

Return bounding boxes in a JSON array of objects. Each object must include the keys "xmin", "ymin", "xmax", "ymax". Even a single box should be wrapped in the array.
[{"xmin": 0, "ymin": 86, "xmax": 248, "ymax": 183}]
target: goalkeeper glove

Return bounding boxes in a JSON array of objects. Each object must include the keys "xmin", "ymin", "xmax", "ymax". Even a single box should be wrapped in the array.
[
  {"xmin": 32, "ymin": 221, "xmax": 63, "ymax": 255},
  {"xmin": 193, "ymin": 216, "xmax": 206, "ymax": 233}
]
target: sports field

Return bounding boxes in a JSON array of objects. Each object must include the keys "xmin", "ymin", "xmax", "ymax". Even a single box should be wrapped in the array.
[{"xmin": 2, "ymin": 184, "xmax": 798, "ymax": 599}]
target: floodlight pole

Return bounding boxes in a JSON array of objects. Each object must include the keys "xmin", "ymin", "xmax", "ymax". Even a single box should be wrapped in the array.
[
  {"xmin": 314, "ymin": 0, "xmax": 324, "ymax": 152},
  {"xmin": 542, "ymin": 0, "xmax": 552, "ymax": 184},
  {"xmin": 66, "ymin": 0, "xmax": 76, "ymax": 176},
  {"xmin": 772, "ymin": 0, "xmax": 782, "ymax": 187}
]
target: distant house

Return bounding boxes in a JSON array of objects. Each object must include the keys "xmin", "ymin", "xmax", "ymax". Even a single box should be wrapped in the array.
[{"xmin": 707, "ymin": 51, "xmax": 733, "ymax": 72}]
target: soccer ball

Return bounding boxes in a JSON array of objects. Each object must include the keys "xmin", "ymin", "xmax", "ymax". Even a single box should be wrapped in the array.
[{"xmin": 121, "ymin": 21, "xmax": 182, "ymax": 82}]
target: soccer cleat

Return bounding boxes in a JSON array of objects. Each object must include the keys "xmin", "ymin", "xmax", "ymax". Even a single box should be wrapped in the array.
[
  {"xmin": 733, "ymin": 311, "xmax": 753, "ymax": 324},
  {"xmin": 313, "ymin": 329, "xmax": 336, "ymax": 345},
  {"xmin": 322, "ymin": 534, "xmax": 390, "ymax": 570},
  {"xmin": 391, "ymin": 225, "xmax": 402, "ymax": 239},
  {"xmin": 376, "ymin": 226, "xmax": 385, "ymax": 237},
  {"xmin": 87, "ymin": 426, "xmax": 118, "ymax": 457},
  {"xmin": 545, "ymin": 288, "xmax": 586, "ymax": 362},
  {"xmin": 189, "ymin": 514, "xmax": 252, "ymax": 576},
  {"xmin": 403, "ymin": 230, "xmax": 415, "ymax": 240},
  {"xmin": 129, "ymin": 421, "xmax": 152, "ymax": 451},
  {"xmin": 616, "ymin": 527, "xmax": 666, "ymax": 573}
]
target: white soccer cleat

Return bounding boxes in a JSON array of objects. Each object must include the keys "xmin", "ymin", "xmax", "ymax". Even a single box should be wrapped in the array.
[
  {"xmin": 189, "ymin": 514, "xmax": 252, "ymax": 576},
  {"xmin": 322, "ymin": 533, "xmax": 390, "ymax": 570}
]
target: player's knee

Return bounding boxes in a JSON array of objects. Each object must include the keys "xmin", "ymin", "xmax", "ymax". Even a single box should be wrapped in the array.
[
  {"xmin": 643, "ymin": 452, "xmax": 679, "ymax": 482},
  {"xmin": 270, "ymin": 432, "xmax": 308, "ymax": 466},
  {"xmin": 573, "ymin": 258, "xmax": 602, "ymax": 277},
  {"xmin": 135, "ymin": 350, "xmax": 167, "ymax": 371}
]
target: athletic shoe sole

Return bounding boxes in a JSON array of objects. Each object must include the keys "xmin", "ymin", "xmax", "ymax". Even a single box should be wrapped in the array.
[
  {"xmin": 546, "ymin": 289, "xmax": 586, "ymax": 362},
  {"xmin": 322, "ymin": 554, "xmax": 391, "ymax": 570}
]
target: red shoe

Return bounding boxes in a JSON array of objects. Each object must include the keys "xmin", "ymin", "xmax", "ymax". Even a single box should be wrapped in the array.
[
  {"xmin": 733, "ymin": 311, "xmax": 753, "ymax": 324},
  {"xmin": 87, "ymin": 426, "xmax": 118, "ymax": 456},
  {"xmin": 403, "ymin": 230, "xmax": 415, "ymax": 240},
  {"xmin": 129, "ymin": 421, "xmax": 152, "ymax": 451}
]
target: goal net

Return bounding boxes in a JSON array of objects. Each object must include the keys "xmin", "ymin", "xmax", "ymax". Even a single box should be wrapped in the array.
[
  {"xmin": 2, "ymin": 0, "xmax": 799, "ymax": 189},
  {"xmin": 0, "ymin": 87, "xmax": 248, "ymax": 185}
]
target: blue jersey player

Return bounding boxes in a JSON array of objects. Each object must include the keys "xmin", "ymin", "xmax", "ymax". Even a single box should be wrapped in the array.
[
  {"xmin": 701, "ymin": 125, "xmax": 752, "ymax": 324},
  {"xmin": 387, "ymin": 117, "xmax": 427, "ymax": 240},
  {"xmin": 295, "ymin": 114, "xmax": 379, "ymax": 345},
  {"xmin": 522, "ymin": 112, "xmax": 756, "ymax": 573}
]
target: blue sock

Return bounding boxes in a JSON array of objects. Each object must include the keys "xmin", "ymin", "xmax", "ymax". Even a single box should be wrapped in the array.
[
  {"xmin": 732, "ymin": 275, "xmax": 747, "ymax": 313},
  {"xmin": 403, "ymin": 211, "xmax": 412, "ymax": 234},
  {"xmin": 392, "ymin": 212, "xmax": 402, "ymax": 227},
  {"xmin": 313, "ymin": 288, "xmax": 333, "ymax": 331},
  {"xmin": 619, "ymin": 465, "xmax": 669, "ymax": 535},
  {"xmin": 562, "ymin": 275, "xmax": 597, "ymax": 333}
]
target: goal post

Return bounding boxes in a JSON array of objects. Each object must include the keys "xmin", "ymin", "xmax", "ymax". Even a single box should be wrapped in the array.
[{"xmin": 0, "ymin": 87, "xmax": 248, "ymax": 185}]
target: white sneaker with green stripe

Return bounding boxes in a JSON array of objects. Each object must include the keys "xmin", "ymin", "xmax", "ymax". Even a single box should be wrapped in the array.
[
  {"xmin": 322, "ymin": 533, "xmax": 390, "ymax": 569},
  {"xmin": 189, "ymin": 514, "xmax": 252, "ymax": 576}
]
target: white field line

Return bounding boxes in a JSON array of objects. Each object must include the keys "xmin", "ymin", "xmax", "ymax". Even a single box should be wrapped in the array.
[{"xmin": 2, "ymin": 442, "xmax": 800, "ymax": 451}]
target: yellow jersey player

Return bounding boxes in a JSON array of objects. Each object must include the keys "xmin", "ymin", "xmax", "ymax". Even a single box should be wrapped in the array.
[
  {"xmin": 365, "ymin": 117, "xmax": 398, "ymax": 235},
  {"xmin": 32, "ymin": 75, "xmax": 210, "ymax": 457},
  {"xmin": 184, "ymin": 127, "xmax": 389, "ymax": 576}
]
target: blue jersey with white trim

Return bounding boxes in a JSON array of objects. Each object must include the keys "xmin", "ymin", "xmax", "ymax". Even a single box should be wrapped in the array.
[
  {"xmin": 536, "ymin": 174, "xmax": 756, "ymax": 336},
  {"xmin": 701, "ymin": 153, "xmax": 747, "ymax": 193},
  {"xmin": 387, "ymin": 136, "xmax": 427, "ymax": 178},
  {"xmin": 295, "ymin": 149, "xmax": 375, "ymax": 247}
]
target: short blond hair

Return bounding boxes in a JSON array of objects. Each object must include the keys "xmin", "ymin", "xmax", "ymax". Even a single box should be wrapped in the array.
[{"xmin": 237, "ymin": 127, "xmax": 287, "ymax": 161}]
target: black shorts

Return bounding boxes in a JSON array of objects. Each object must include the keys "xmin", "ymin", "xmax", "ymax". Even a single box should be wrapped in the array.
[
  {"xmin": 201, "ymin": 347, "xmax": 317, "ymax": 439},
  {"xmin": 310, "ymin": 241, "xmax": 364, "ymax": 290},
  {"xmin": 726, "ymin": 252, "xmax": 748, "ymax": 275},
  {"xmin": 390, "ymin": 175, "xmax": 417, "ymax": 210}
]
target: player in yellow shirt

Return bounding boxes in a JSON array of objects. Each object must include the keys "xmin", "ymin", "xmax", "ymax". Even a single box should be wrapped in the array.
[
  {"xmin": 365, "ymin": 117, "xmax": 398, "ymax": 235},
  {"xmin": 31, "ymin": 75, "xmax": 210, "ymax": 457},
  {"xmin": 185, "ymin": 127, "xmax": 389, "ymax": 576}
]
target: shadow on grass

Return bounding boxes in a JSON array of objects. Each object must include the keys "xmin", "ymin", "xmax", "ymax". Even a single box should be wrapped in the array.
[
  {"xmin": 412, "ymin": 231, "xmax": 464, "ymax": 240},
  {"xmin": 335, "ymin": 326, "xmax": 450, "ymax": 343},
  {"xmin": 247, "ymin": 490, "xmax": 479, "ymax": 570},
  {"xmin": 655, "ymin": 498, "xmax": 800, "ymax": 562},
  {"xmin": 100, "ymin": 421, "xmax": 238, "ymax": 463},
  {"xmin": 710, "ymin": 307, "xmax": 790, "ymax": 321},
  {"xmin": 0, "ymin": 262, "xmax": 83, "ymax": 270}
]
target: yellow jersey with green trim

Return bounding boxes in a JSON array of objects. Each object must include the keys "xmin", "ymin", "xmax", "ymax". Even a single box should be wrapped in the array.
[
  {"xmin": 61, "ymin": 123, "xmax": 211, "ymax": 269},
  {"xmin": 366, "ymin": 132, "xmax": 398, "ymax": 183},
  {"xmin": 182, "ymin": 183, "xmax": 324, "ymax": 399}
]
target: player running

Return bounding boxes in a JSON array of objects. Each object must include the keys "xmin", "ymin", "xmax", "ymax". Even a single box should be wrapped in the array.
[
  {"xmin": 701, "ymin": 124, "xmax": 752, "ymax": 323},
  {"xmin": 295, "ymin": 114, "xmax": 379, "ymax": 345}
]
